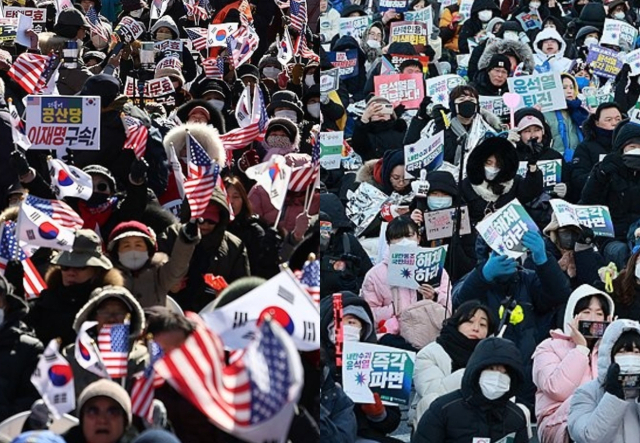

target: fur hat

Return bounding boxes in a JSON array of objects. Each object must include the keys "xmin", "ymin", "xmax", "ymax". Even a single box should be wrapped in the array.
[
  {"xmin": 107, "ymin": 220, "xmax": 157, "ymax": 252},
  {"xmin": 266, "ymin": 90, "xmax": 304, "ymax": 121},
  {"xmin": 265, "ymin": 117, "xmax": 299, "ymax": 143},
  {"xmin": 163, "ymin": 123, "xmax": 226, "ymax": 168},
  {"xmin": 77, "ymin": 379, "xmax": 132, "ymax": 427}
]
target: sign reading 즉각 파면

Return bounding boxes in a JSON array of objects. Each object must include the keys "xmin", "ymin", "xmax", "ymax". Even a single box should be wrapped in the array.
[
  {"xmin": 517, "ymin": 159, "xmax": 562, "ymax": 190},
  {"xmin": 387, "ymin": 244, "xmax": 448, "ymax": 290},
  {"xmin": 479, "ymin": 95, "xmax": 510, "ymax": 118},
  {"xmin": 549, "ymin": 199, "xmax": 615, "ymax": 238},
  {"xmin": 585, "ymin": 44, "xmax": 623, "ymax": 80}
]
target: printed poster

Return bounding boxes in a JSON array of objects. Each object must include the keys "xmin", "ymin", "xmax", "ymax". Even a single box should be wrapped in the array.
[
  {"xmin": 389, "ymin": 21, "xmax": 427, "ymax": 53},
  {"xmin": 426, "ymin": 74, "xmax": 466, "ymax": 106},
  {"xmin": 404, "ymin": 131, "xmax": 444, "ymax": 176},
  {"xmin": 601, "ymin": 18, "xmax": 637, "ymax": 52},
  {"xmin": 517, "ymin": 159, "xmax": 562, "ymax": 190},
  {"xmin": 479, "ymin": 95, "xmax": 510, "ymax": 119},
  {"xmin": 425, "ymin": 207, "xmax": 472, "ymax": 240},
  {"xmin": 319, "ymin": 131, "xmax": 343, "ymax": 171},
  {"xmin": 378, "ymin": 0, "xmax": 408, "ymax": 12},
  {"xmin": 507, "ymin": 72, "xmax": 565, "ymax": 112},
  {"xmin": 549, "ymin": 199, "xmax": 615, "ymax": 238},
  {"xmin": 320, "ymin": 68, "xmax": 340, "ymax": 96},
  {"xmin": 585, "ymin": 45, "xmax": 623, "ymax": 80},
  {"xmin": 388, "ymin": 244, "xmax": 448, "ymax": 290},
  {"xmin": 374, "ymin": 73, "xmax": 425, "ymax": 108},
  {"xmin": 326, "ymin": 49, "xmax": 359, "ymax": 79},
  {"xmin": 339, "ymin": 16, "xmax": 370, "ymax": 43}
]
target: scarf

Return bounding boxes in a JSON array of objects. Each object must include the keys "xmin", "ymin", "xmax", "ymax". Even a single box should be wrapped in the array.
[
  {"xmin": 436, "ymin": 321, "xmax": 481, "ymax": 371},
  {"xmin": 78, "ymin": 197, "xmax": 118, "ymax": 230}
]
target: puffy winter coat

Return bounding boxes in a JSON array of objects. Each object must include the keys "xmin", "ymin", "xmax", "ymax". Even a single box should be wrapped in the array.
[
  {"xmin": 471, "ymin": 38, "xmax": 535, "ymax": 87},
  {"xmin": 438, "ymin": 4, "xmax": 462, "ymax": 52},
  {"xmin": 532, "ymin": 28, "xmax": 572, "ymax": 73},
  {"xmin": 458, "ymin": 0, "xmax": 500, "ymax": 54},
  {"xmin": 351, "ymin": 117, "xmax": 407, "ymax": 162},
  {"xmin": 320, "ymin": 366, "xmax": 357, "ymax": 443},
  {"xmin": 571, "ymin": 115, "xmax": 614, "ymax": 202}
]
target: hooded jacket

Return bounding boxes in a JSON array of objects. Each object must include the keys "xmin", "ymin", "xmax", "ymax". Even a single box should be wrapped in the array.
[
  {"xmin": 477, "ymin": 38, "xmax": 536, "ymax": 76},
  {"xmin": 351, "ymin": 114, "xmax": 407, "ymax": 162},
  {"xmin": 413, "ymin": 337, "xmax": 528, "ymax": 443},
  {"xmin": 162, "ymin": 122, "xmax": 226, "ymax": 170},
  {"xmin": 439, "ymin": 3, "xmax": 462, "ymax": 52},
  {"xmin": 458, "ymin": 0, "xmax": 500, "ymax": 54},
  {"xmin": 533, "ymin": 28, "xmax": 572, "ymax": 73},
  {"xmin": 175, "ymin": 99, "xmax": 226, "ymax": 134},
  {"xmin": 532, "ymin": 285, "xmax": 614, "ymax": 443},
  {"xmin": 571, "ymin": 114, "xmax": 615, "ymax": 199},
  {"xmin": 568, "ymin": 319, "xmax": 640, "ymax": 443},
  {"xmin": 330, "ymin": 35, "xmax": 367, "ymax": 102}
]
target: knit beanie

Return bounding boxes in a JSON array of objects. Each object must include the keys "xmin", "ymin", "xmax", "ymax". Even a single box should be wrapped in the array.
[{"xmin": 78, "ymin": 379, "xmax": 132, "ymax": 427}]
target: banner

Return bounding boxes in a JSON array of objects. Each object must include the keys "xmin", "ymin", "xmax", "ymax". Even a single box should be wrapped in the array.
[
  {"xmin": 515, "ymin": 11, "xmax": 541, "ymax": 31},
  {"xmin": 326, "ymin": 49, "xmax": 359, "ymax": 79},
  {"xmin": 206, "ymin": 22, "xmax": 237, "ymax": 47},
  {"xmin": 476, "ymin": 199, "xmax": 540, "ymax": 258},
  {"xmin": 373, "ymin": 73, "xmax": 424, "ymax": 108},
  {"xmin": 319, "ymin": 131, "xmax": 343, "ymax": 170},
  {"xmin": 25, "ymin": 96, "xmax": 100, "ymax": 154},
  {"xmin": 378, "ymin": 0, "xmax": 408, "ymax": 12},
  {"xmin": 388, "ymin": 244, "xmax": 448, "ymax": 290},
  {"xmin": 585, "ymin": 45, "xmax": 623, "ymax": 79},
  {"xmin": 425, "ymin": 206, "xmax": 471, "ymax": 240},
  {"xmin": 507, "ymin": 72, "xmax": 565, "ymax": 112},
  {"xmin": 479, "ymin": 95, "xmax": 510, "ymax": 119},
  {"xmin": 387, "ymin": 53, "xmax": 430, "ymax": 73},
  {"xmin": 601, "ymin": 18, "xmax": 637, "ymax": 52},
  {"xmin": 549, "ymin": 199, "xmax": 615, "ymax": 238},
  {"xmin": 154, "ymin": 39, "xmax": 183, "ymax": 61},
  {"xmin": 517, "ymin": 159, "xmax": 562, "ymax": 190},
  {"xmin": 124, "ymin": 76, "xmax": 175, "ymax": 98},
  {"xmin": 320, "ymin": 68, "xmax": 339, "ymax": 96},
  {"xmin": 425, "ymin": 74, "xmax": 466, "ymax": 106},
  {"xmin": 389, "ymin": 21, "xmax": 427, "ymax": 53},
  {"xmin": 404, "ymin": 131, "xmax": 443, "ymax": 176},
  {"xmin": 342, "ymin": 341, "xmax": 415, "ymax": 406},
  {"xmin": 5, "ymin": 7, "xmax": 46, "ymax": 33},
  {"xmin": 339, "ymin": 16, "xmax": 370, "ymax": 43}
]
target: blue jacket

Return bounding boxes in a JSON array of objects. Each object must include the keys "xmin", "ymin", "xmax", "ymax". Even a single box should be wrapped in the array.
[{"xmin": 321, "ymin": 367, "xmax": 357, "ymax": 443}]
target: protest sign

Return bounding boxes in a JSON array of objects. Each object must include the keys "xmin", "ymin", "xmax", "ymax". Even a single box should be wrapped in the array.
[
  {"xmin": 583, "ymin": 86, "xmax": 614, "ymax": 110},
  {"xmin": 326, "ymin": 49, "xmax": 359, "ymax": 79},
  {"xmin": 155, "ymin": 56, "xmax": 182, "ymax": 73},
  {"xmin": 339, "ymin": 16, "xmax": 370, "ymax": 43},
  {"xmin": 320, "ymin": 68, "xmax": 339, "ymax": 96},
  {"xmin": 346, "ymin": 183, "xmax": 391, "ymax": 236},
  {"xmin": 114, "ymin": 16, "xmax": 144, "ymax": 42},
  {"xmin": 387, "ymin": 53, "xmax": 430, "ymax": 73},
  {"xmin": 25, "ymin": 96, "xmax": 100, "ymax": 155},
  {"xmin": 388, "ymin": 244, "xmax": 448, "ymax": 290},
  {"xmin": 154, "ymin": 40, "xmax": 183, "ymax": 61},
  {"xmin": 5, "ymin": 7, "xmax": 46, "ymax": 33},
  {"xmin": 479, "ymin": 95, "xmax": 510, "ymax": 119},
  {"xmin": 343, "ymin": 341, "xmax": 415, "ymax": 406},
  {"xmin": 319, "ymin": 131, "xmax": 343, "ymax": 171},
  {"xmin": 374, "ymin": 73, "xmax": 425, "ymax": 108},
  {"xmin": 15, "ymin": 13, "xmax": 32, "ymax": 47},
  {"xmin": 476, "ymin": 199, "xmax": 540, "ymax": 258},
  {"xmin": 124, "ymin": 76, "xmax": 175, "ymax": 99},
  {"xmin": 404, "ymin": 131, "xmax": 444, "ymax": 176},
  {"xmin": 507, "ymin": 73, "xmax": 565, "ymax": 112},
  {"xmin": 404, "ymin": 5, "xmax": 432, "ymax": 35},
  {"xmin": 585, "ymin": 45, "xmax": 623, "ymax": 79},
  {"xmin": 0, "ymin": 22, "xmax": 17, "ymax": 42},
  {"xmin": 515, "ymin": 11, "xmax": 541, "ymax": 31},
  {"xmin": 425, "ymin": 207, "xmax": 472, "ymax": 240},
  {"xmin": 517, "ymin": 159, "xmax": 562, "ymax": 190},
  {"xmin": 627, "ymin": 48, "xmax": 640, "ymax": 76},
  {"xmin": 206, "ymin": 23, "xmax": 237, "ymax": 47},
  {"xmin": 378, "ymin": 0, "xmax": 408, "ymax": 12},
  {"xmin": 601, "ymin": 18, "xmax": 637, "ymax": 52},
  {"xmin": 458, "ymin": 0, "xmax": 473, "ymax": 21},
  {"xmin": 426, "ymin": 74, "xmax": 466, "ymax": 106},
  {"xmin": 549, "ymin": 199, "xmax": 615, "ymax": 238},
  {"xmin": 389, "ymin": 21, "xmax": 428, "ymax": 53}
]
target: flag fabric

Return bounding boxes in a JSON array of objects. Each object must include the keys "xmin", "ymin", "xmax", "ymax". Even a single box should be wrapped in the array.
[
  {"xmin": 98, "ymin": 323, "xmax": 130, "ymax": 379},
  {"xmin": 238, "ymin": 0, "xmax": 253, "ymax": 28},
  {"xmin": 289, "ymin": 0, "xmax": 307, "ymax": 34},
  {"xmin": 184, "ymin": 0, "xmax": 208, "ymax": 20},
  {"xmin": 37, "ymin": 52, "xmax": 60, "ymax": 95},
  {"xmin": 226, "ymin": 26, "xmax": 259, "ymax": 69},
  {"xmin": 201, "ymin": 269, "xmax": 319, "ymax": 351},
  {"xmin": 298, "ymin": 258, "xmax": 319, "ymax": 304},
  {"xmin": 167, "ymin": 143, "xmax": 186, "ymax": 200},
  {"xmin": 47, "ymin": 158, "xmax": 93, "ymax": 201},
  {"xmin": 296, "ymin": 28, "xmax": 319, "ymax": 62},
  {"xmin": 75, "ymin": 321, "xmax": 110, "ymax": 379},
  {"xmin": 274, "ymin": 0, "xmax": 290, "ymax": 9},
  {"xmin": 277, "ymin": 28, "xmax": 293, "ymax": 65},
  {"xmin": 8, "ymin": 53, "xmax": 49, "ymax": 94},
  {"xmin": 54, "ymin": 0, "xmax": 73, "ymax": 15},
  {"xmin": 31, "ymin": 339, "xmax": 75, "ymax": 420},
  {"xmin": 235, "ymin": 84, "xmax": 252, "ymax": 128},
  {"xmin": 216, "ymin": 173, "xmax": 234, "ymax": 221},
  {"xmin": 121, "ymin": 115, "xmax": 149, "ymax": 160},
  {"xmin": 184, "ymin": 134, "xmax": 219, "ymax": 218},
  {"xmin": 0, "ymin": 221, "xmax": 46, "ymax": 300},
  {"xmin": 185, "ymin": 27, "xmax": 207, "ymax": 51},
  {"xmin": 154, "ymin": 312, "xmax": 304, "ymax": 443},
  {"xmin": 245, "ymin": 155, "xmax": 291, "ymax": 211},
  {"xmin": 24, "ymin": 195, "xmax": 83, "ymax": 229},
  {"xmin": 219, "ymin": 85, "xmax": 268, "ymax": 150},
  {"xmin": 86, "ymin": 6, "xmax": 109, "ymax": 41},
  {"xmin": 131, "ymin": 338, "xmax": 164, "ymax": 422},
  {"xmin": 17, "ymin": 201, "xmax": 76, "ymax": 252},
  {"xmin": 288, "ymin": 137, "xmax": 319, "ymax": 192},
  {"xmin": 202, "ymin": 57, "xmax": 224, "ymax": 80},
  {"xmin": 7, "ymin": 99, "xmax": 31, "ymax": 149},
  {"xmin": 150, "ymin": 0, "xmax": 168, "ymax": 19}
]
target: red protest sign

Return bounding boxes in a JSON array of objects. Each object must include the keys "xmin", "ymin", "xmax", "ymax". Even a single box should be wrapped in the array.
[
  {"xmin": 388, "ymin": 53, "xmax": 430, "ymax": 73},
  {"xmin": 374, "ymin": 73, "xmax": 425, "ymax": 109}
]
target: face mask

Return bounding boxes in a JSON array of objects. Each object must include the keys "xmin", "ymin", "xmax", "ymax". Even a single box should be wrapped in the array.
[
  {"xmin": 456, "ymin": 101, "xmax": 477, "ymax": 119},
  {"xmin": 274, "ymin": 110, "xmax": 298, "ymax": 123},
  {"xmin": 478, "ymin": 10, "xmax": 493, "ymax": 22},
  {"xmin": 504, "ymin": 31, "xmax": 519, "ymax": 42},
  {"xmin": 614, "ymin": 11, "xmax": 626, "ymax": 19},
  {"xmin": 307, "ymin": 103, "xmax": 320, "ymax": 118},
  {"xmin": 584, "ymin": 36, "xmax": 599, "ymax": 48},
  {"xmin": 635, "ymin": 262, "xmax": 640, "ymax": 279},
  {"xmin": 575, "ymin": 76, "xmax": 590, "ymax": 91},
  {"xmin": 208, "ymin": 99, "xmax": 225, "ymax": 111},
  {"xmin": 485, "ymin": 166, "xmax": 500, "ymax": 181},
  {"xmin": 367, "ymin": 39, "xmax": 381, "ymax": 49},
  {"xmin": 263, "ymin": 66, "xmax": 280, "ymax": 79},
  {"xmin": 615, "ymin": 354, "xmax": 640, "ymax": 374},
  {"xmin": 156, "ymin": 31, "xmax": 172, "ymax": 41},
  {"xmin": 394, "ymin": 237, "xmax": 418, "ymax": 247},
  {"xmin": 557, "ymin": 230, "xmax": 579, "ymax": 250},
  {"xmin": 478, "ymin": 369, "xmax": 511, "ymax": 400},
  {"xmin": 305, "ymin": 74, "xmax": 316, "ymax": 87},
  {"xmin": 623, "ymin": 151, "xmax": 640, "ymax": 170},
  {"xmin": 87, "ymin": 192, "xmax": 110, "ymax": 207},
  {"xmin": 119, "ymin": 250, "xmax": 149, "ymax": 271},
  {"xmin": 130, "ymin": 8, "xmax": 144, "ymax": 17},
  {"xmin": 343, "ymin": 324, "xmax": 362, "ymax": 342},
  {"xmin": 530, "ymin": 1, "xmax": 541, "ymax": 9},
  {"xmin": 595, "ymin": 126, "xmax": 614, "ymax": 139},
  {"xmin": 427, "ymin": 195, "xmax": 453, "ymax": 210},
  {"xmin": 267, "ymin": 135, "xmax": 293, "ymax": 150}
]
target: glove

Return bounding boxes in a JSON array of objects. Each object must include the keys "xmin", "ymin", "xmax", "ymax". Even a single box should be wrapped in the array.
[
  {"xmin": 430, "ymin": 104, "xmax": 448, "ymax": 128},
  {"xmin": 576, "ymin": 225, "xmax": 595, "ymax": 248},
  {"xmin": 130, "ymin": 158, "xmax": 149, "ymax": 184},
  {"xmin": 604, "ymin": 363, "xmax": 624, "ymax": 399},
  {"xmin": 552, "ymin": 183, "xmax": 567, "ymax": 198},
  {"xmin": 482, "ymin": 253, "xmax": 518, "ymax": 282},
  {"xmin": 361, "ymin": 393, "xmax": 386, "ymax": 418},
  {"xmin": 417, "ymin": 95, "xmax": 432, "ymax": 120},
  {"xmin": 9, "ymin": 149, "xmax": 30, "ymax": 177},
  {"xmin": 239, "ymin": 148, "xmax": 261, "ymax": 172},
  {"xmin": 27, "ymin": 400, "xmax": 52, "ymax": 430},
  {"xmin": 393, "ymin": 103, "xmax": 406, "ymax": 117},
  {"xmin": 522, "ymin": 230, "xmax": 547, "ymax": 265},
  {"xmin": 181, "ymin": 220, "xmax": 200, "ymax": 241},
  {"xmin": 506, "ymin": 130, "xmax": 520, "ymax": 145}
]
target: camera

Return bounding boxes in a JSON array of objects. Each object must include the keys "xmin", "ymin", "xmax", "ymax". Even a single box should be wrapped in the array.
[{"xmin": 578, "ymin": 320, "xmax": 610, "ymax": 339}]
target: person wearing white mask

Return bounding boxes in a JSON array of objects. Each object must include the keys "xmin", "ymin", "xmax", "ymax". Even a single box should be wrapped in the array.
[
  {"xmin": 569, "ymin": 319, "xmax": 640, "ymax": 443},
  {"xmin": 607, "ymin": 0, "xmax": 630, "ymax": 21},
  {"xmin": 266, "ymin": 90, "xmax": 304, "ymax": 124},
  {"xmin": 414, "ymin": 337, "xmax": 529, "ymax": 443},
  {"xmin": 362, "ymin": 22, "xmax": 385, "ymax": 70},
  {"xmin": 458, "ymin": 0, "xmax": 500, "ymax": 54}
]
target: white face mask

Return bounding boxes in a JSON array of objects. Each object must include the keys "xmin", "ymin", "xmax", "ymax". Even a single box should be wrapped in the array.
[
  {"xmin": 625, "ymin": 148, "xmax": 640, "ymax": 156},
  {"xmin": 504, "ymin": 31, "xmax": 519, "ymax": 42},
  {"xmin": 427, "ymin": 195, "xmax": 453, "ymax": 210},
  {"xmin": 636, "ymin": 263, "xmax": 640, "ymax": 279},
  {"xmin": 274, "ymin": 110, "xmax": 298, "ymax": 123},
  {"xmin": 156, "ymin": 31, "xmax": 173, "ymax": 41},
  {"xmin": 343, "ymin": 324, "xmax": 362, "ymax": 342},
  {"xmin": 208, "ymin": 99, "xmax": 225, "ymax": 111},
  {"xmin": 485, "ymin": 166, "xmax": 500, "ymax": 181},
  {"xmin": 393, "ymin": 237, "xmax": 418, "ymax": 247},
  {"xmin": 478, "ymin": 10, "xmax": 493, "ymax": 22},
  {"xmin": 119, "ymin": 250, "xmax": 149, "ymax": 271},
  {"xmin": 615, "ymin": 354, "xmax": 640, "ymax": 374},
  {"xmin": 307, "ymin": 103, "xmax": 320, "ymax": 118},
  {"xmin": 263, "ymin": 66, "xmax": 281, "ymax": 79},
  {"xmin": 305, "ymin": 74, "xmax": 316, "ymax": 87},
  {"xmin": 130, "ymin": 8, "xmax": 144, "ymax": 17},
  {"xmin": 478, "ymin": 369, "xmax": 511, "ymax": 400},
  {"xmin": 614, "ymin": 11, "xmax": 626, "ymax": 20},
  {"xmin": 367, "ymin": 39, "xmax": 381, "ymax": 49},
  {"xmin": 529, "ymin": 1, "xmax": 541, "ymax": 9},
  {"xmin": 584, "ymin": 36, "xmax": 599, "ymax": 48}
]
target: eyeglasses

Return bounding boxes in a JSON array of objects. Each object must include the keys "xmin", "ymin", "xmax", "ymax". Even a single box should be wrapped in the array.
[
  {"xmin": 60, "ymin": 266, "xmax": 89, "ymax": 272},
  {"xmin": 84, "ymin": 405, "xmax": 124, "ymax": 419},
  {"xmin": 95, "ymin": 309, "xmax": 129, "ymax": 321}
]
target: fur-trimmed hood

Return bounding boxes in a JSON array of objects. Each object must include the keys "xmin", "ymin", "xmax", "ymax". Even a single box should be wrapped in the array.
[
  {"xmin": 479, "ymin": 108, "xmax": 503, "ymax": 131},
  {"xmin": 162, "ymin": 123, "xmax": 226, "ymax": 168},
  {"xmin": 478, "ymin": 39, "xmax": 535, "ymax": 75},
  {"xmin": 466, "ymin": 136, "xmax": 519, "ymax": 186},
  {"xmin": 533, "ymin": 28, "xmax": 567, "ymax": 57},
  {"xmin": 356, "ymin": 159, "xmax": 381, "ymax": 185},
  {"xmin": 175, "ymin": 99, "xmax": 226, "ymax": 134},
  {"xmin": 44, "ymin": 266, "xmax": 124, "ymax": 291}
]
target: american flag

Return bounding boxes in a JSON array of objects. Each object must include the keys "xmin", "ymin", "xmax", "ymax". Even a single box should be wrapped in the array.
[
  {"xmin": 219, "ymin": 87, "xmax": 268, "ymax": 150},
  {"xmin": 98, "ymin": 323, "xmax": 130, "ymax": 379},
  {"xmin": 184, "ymin": 134, "xmax": 219, "ymax": 218},
  {"xmin": 185, "ymin": 27, "xmax": 207, "ymax": 51},
  {"xmin": 296, "ymin": 258, "xmax": 319, "ymax": 304},
  {"xmin": 296, "ymin": 28, "xmax": 319, "ymax": 62},
  {"xmin": 289, "ymin": 0, "xmax": 307, "ymax": 34},
  {"xmin": 226, "ymin": 26, "xmax": 258, "ymax": 69},
  {"xmin": 238, "ymin": 0, "xmax": 253, "ymax": 28},
  {"xmin": 184, "ymin": 0, "xmax": 208, "ymax": 20},
  {"xmin": 8, "ymin": 53, "xmax": 50, "ymax": 94},
  {"xmin": 122, "ymin": 115, "xmax": 148, "ymax": 159},
  {"xmin": 202, "ymin": 57, "xmax": 224, "ymax": 80},
  {"xmin": 131, "ymin": 338, "xmax": 164, "ymax": 422},
  {"xmin": 0, "ymin": 221, "xmax": 46, "ymax": 300},
  {"xmin": 288, "ymin": 139, "xmax": 319, "ymax": 193},
  {"xmin": 25, "ymin": 195, "xmax": 83, "ymax": 229},
  {"xmin": 153, "ymin": 313, "xmax": 301, "ymax": 441},
  {"xmin": 87, "ymin": 7, "xmax": 109, "ymax": 41}
]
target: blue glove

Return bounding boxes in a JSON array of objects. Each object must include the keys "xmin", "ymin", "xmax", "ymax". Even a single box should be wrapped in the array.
[
  {"xmin": 522, "ymin": 230, "xmax": 547, "ymax": 265},
  {"xmin": 482, "ymin": 253, "xmax": 518, "ymax": 283}
]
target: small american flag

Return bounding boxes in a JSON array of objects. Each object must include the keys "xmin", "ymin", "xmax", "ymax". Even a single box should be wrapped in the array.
[
  {"xmin": 98, "ymin": 323, "xmax": 130, "ymax": 379},
  {"xmin": 184, "ymin": 134, "xmax": 218, "ymax": 218},
  {"xmin": 296, "ymin": 28, "xmax": 319, "ymax": 62},
  {"xmin": 202, "ymin": 57, "xmax": 224, "ymax": 80},
  {"xmin": 219, "ymin": 87, "xmax": 268, "ymax": 150},
  {"xmin": 289, "ymin": 0, "xmax": 307, "ymax": 34},
  {"xmin": 0, "ymin": 221, "xmax": 46, "ymax": 300},
  {"xmin": 184, "ymin": 0, "xmax": 208, "ymax": 20},
  {"xmin": 131, "ymin": 338, "xmax": 164, "ymax": 422},
  {"xmin": 25, "ymin": 195, "xmax": 83, "ymax": 229},
  {"xmin": 185, "ymin": 27, "xmax": 207, "ymax": 51},
  {"xmin": 226, "ymin": 26, "xmax": 258, "ymax": 69},
  {"xmin": 121, "ymin": 115, "xmax": 148, "ymax": 159},
  {"xmin": 87, "ymin": 7, "xmax": 109, "ymax": 41},
  {"xmin": 288, "ymin": 138, "xmax": 319, "ymax": 192},
  {"xmin": 299, "ymin": 259, "xmax": 319, "ymax": 304},
  {"xmin": 8, "ymin": 53, "xmax": 50, "ymax": 94}
]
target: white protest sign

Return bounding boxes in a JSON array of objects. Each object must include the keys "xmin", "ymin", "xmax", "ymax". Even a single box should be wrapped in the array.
[
  {"xmin": 426, "ymin": 74, "xmax": 466, "ymax": 106},
  {"xmin": 320, "ymin": 68, "xmax": 340, "ymax": 96},
  {"xmin": 388, "ymin": 244, "xmax": 448, "ymax": 290},
  {"xmin": 114, "ymin": 16, "xmax": 144, "ymax": 42},
  {"xmin": 507, "ymin": 72, "xmax": 565, "ymax": 112},
  {"xmin": 479, "ymin": 95, "xmax": 510, "ymax": 119},
  {"xmin": 154, "ymin": 39, "xmax": 183, "ymax": 60},
  {"xmin": 319, "ymin": 131, "xmax": 343, "ymax": 171},
  {"xmin": 404, "ymin": 131, "xmax": 444, "ymax": 177},
  {"xmin": 155, "ymin": 56, "xmax": 182, "ymax": 72},
  {"xmin": 425, "ymin": 207, "xmax": 471, "ymax": 241},
  {"xmin": 207, "ymin": 23, "xmax": 238, "ymax": 47},
  {"xmin": 343, "ymin": 341, "xmax": 416, "ymax": 406},
  {"xmin": 476, "ymin": 199, "xmax": 540, "ymax": 258},
  {"xmin": 339, "ymin": 16, "xmax": 370, "ymax": 42},
  {"xmin": 404, "ymin": 6, "xmax": 432, "ymax": 36},
  {"xmin": 549, "ymin": 199, "xmax": 615, "ymax": 238},
  {"xmin": 25, "ymin": 96, "xmax": 101, "ymax": 155},
  {"xmin": 15, "ymin": 12, "xmax": 31, "ymax": 47},
  {"xmin": 517, "ymin": 159, "xmax": 562, "ymax": 189},
  {"xmin": 601, "ymin": 18, "xmax": 638, "ymax": 52},
  {"xmin": 6, "ymin": 7, "xmax": 46, "ymax": 33},
  {"xmin": 627, "ymin": 48, "xmax": 640, "ymax": 76},
  {"xmin": 124, "ymin": 76, "xmax": 175, "ymax": 98}
]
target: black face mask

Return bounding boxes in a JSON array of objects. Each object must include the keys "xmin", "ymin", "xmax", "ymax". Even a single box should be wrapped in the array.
[
  {"xmin": 557, "ymin": 230, "xmax": 579, "ymax": 250},
  {"xmin": 86, "ymin": 192, "xmax": 111, "ymax": 207},
  {"xmin": 623, "ymin": 154, "xmax": 640, "ymax": 171},
  {"xmin": 527, "ymin": 137, "xmax": 544, "ymax": 155},
  {"xmin": 456, "ymin": 101, "xmax": 477, "ymax": 119}
]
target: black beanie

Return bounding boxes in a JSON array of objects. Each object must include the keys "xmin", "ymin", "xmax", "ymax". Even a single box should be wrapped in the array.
[
  {"xmin": 427, "ymin": 171, "xmax": 458, "ymax": 197},
  {"xmin": 486, "ymin": 54, "xmax": 511, "ymax": 72},
  {"xmin": 613, "ymin": 120, "xmax": 640, "ymax": 152},
  {"xmin": 381, "ymin": 149, "xmax": 406, "ymax": 193}
]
